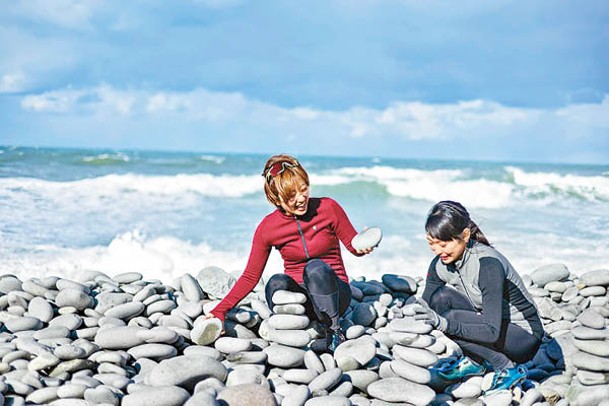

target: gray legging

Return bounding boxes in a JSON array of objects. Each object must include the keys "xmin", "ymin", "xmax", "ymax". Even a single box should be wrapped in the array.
[
  {"xmin": 265, "ymin": 259, "xmax": 351, "ymax": 331},
  {"xmin": 429, "ymin": 286, "xmax": 541, "ymax": 369}
]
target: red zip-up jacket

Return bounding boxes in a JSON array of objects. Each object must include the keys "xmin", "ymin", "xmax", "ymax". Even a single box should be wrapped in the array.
[{"xmin": 210, "ymin": 197, "xmax": 361, "ymax": 321}]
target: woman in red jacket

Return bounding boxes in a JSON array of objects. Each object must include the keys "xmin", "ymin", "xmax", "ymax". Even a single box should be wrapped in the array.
[{"xmin": 207, "ymin": 154, "xmax": 376, "ymax": 351}]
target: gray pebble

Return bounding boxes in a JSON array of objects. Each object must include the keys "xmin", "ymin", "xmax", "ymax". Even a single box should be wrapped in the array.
[{"xmin": 122, "ymin": 385, "xmax": 191, "ymax": 406}]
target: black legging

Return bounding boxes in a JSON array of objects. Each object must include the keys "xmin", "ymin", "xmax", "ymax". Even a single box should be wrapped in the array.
[
  {"xmin": 428, "ymin": 286, "xmax": 541, "ymax": 370},
  {"xmin": 265, "ymin": 259, "xmax": 351, "ymax": 331}
]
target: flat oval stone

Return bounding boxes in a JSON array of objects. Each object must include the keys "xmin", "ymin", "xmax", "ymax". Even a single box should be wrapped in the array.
[
  {"xmin": 226, "ymin": 366, "xmax": 267, "ymax": 387},
  {"xmin": 122, "ymin": 385, "xmax": 190, "ymax": 406},
  {"xmin": 197, "ymin": 266, "xmax": 236, "ymax": 300},
  {"xmin": 27, "ymin": 297, "xmax": 55, "ymax": 323},
  {"xmin": 5, "ymin": 316, "xmax": 43, "ymax": 332},
  {"xmin": 308, "ymin": 367, "xmax": 343, "ymax": 393},
  {"xmin": 579, "ymin": 269, "xmax": 609, "ymax": 287},
  {"xmin": 268, "ymin": 314, "xmax": 310, "ymax": 330},
  {"xmin": 26, "ymin": 387, "xmax": 60, "ymax": 404},
  {"xmin": 215, "ymin": 337, "xmax": 252, "ymax": 354},
  {"xmin": 217, "ymin": 383, "xmax": 276, "ymax": 406},
  {"xmin": 112, "ymin": 272, "xmax": 143, "ymax": 284},
  {"xmin": 392, "ymin": 345, "xmax": 438, "ymax": 367},
  {"xmin": 572, "ymin": 326, "xmax": 609, "ymax": 340},
  {"xmin": 89, "ymin": 351, "xmax": 128, "ymax": 366},
  {"xmin": 95, "ymin": 292, "xmax": 134, "ymax": 314},
  {"xmin": 281, "ymin": 384, "xmax": 310, "ymax": 406},
  {"xmin": 390, "ymin": 358, "xmax": 431, "ymax": 384},
  {"xmin": 351, "ymin": 226, "xmax": 382, "ymax": 250},
  {"xmin": 56, "ymin": 383, "xmax": 88, "ymax": 398},
  {"xmin": 181, "ymin": 273, "xmax": 205, "ymax": 302},
  {"xmin": 343, "ymin": 370, "xmax": 379, "ymax": 392},
  {"xmin": 529, "ymin": 264, "xmax": 569, "ymax": 286},
  {"xmin": 190, "ymin": 318, "xmax": 223, "ymax": 346},
  {"xmin": 0, "ymin": 275, "xmax": 22, "ymax": 294},
  {"xmin": 268, "ymin": 329, "xmax": 311, "ymax": 348},
  {"xmin": 55, "ymin": 289, "xmax": 93, "ymax": 310},
  {"xmin": 346, "ymin": 325, "xmax": 366, "ymax": 340},
  {"xmin": 49, "ymin": 359, "xmax": 96, "ymax": 378},
  {"xmin": 577, "ymin": 370, "xmax": 609, "ymax": 386},
  {"xmin": 573, "ymin": 338, "xmax": 609, "ymax": 357},
  {"xmin": 128, "ymin": 343, "xmax": 178, "ymax": 361},
  {"xmin": 83, "ymin": 385, "xmax": 119, "ymax": 405},
  {"xmin": 381, "ymin": 274, "xmax": 417, "ymax": 294},
  {"xmin": 54, "ymin": 345, "xmax": 87, "ymax": 360},
  {"xmin": 388, "ymin": 318, "xmax": 432, "ymax": 334},
  {"xmin": 263, "ymin": 344, "xmax": 306, "ymax": 368},
  {"xmin": 226, "ymin": 351, "xmax": 268, "ymax": 364},
  {"xmin": 351, "ymin": 303, "xmax": 377, "ymax": 327},
  {"xmin": 183, "ymin": 345, "xmax": 222, "ymax": 360},
  {"xmin": 283, "ymin": 369, "xmax": 319, "ymax": 384},
  {"xmin": 577, "ymin": 308, "xmax": 606, "ymax": 329},
  {"xmin": 572, "ymin": 350, "xmax": 609, "ymax": 372},
  {"xmin": 56, "ymin": 279, "xmax": 89, "ymax": 293},
  {"xmin": 250, "ymin": 299, "xmax": 273, "ymax": 319},
  {"xmin": 409, "ymin": 334, "xmax": 435, "ymax": 349},
  {"xmin": 367, "ymin": 376, "xmax": 435, "ymax": 405},
  {"xmin": 29, "ymin": 352, "xmax": 61, "ymax": 371},
  {"xmin": 94, "ymin": 326, "xmax": 147, "ymax": 349},
  {"xmin": 446, "ymin": 379, "xmax": 482, "ymax": 398},
  {"xmin": 146, "ymin": 299, "xmax": 177, "ymax": 315},
  {"xmin": 561, "ymin": 286, "xmax": 579, "ymax": 302},
  {"xmin": 272, "ymin": 290, "xmax": 307, "ymax": 305},
  {"xmin": 304, "ymin": 350, "xmax": 325, "ymax": 374},
  {"xmin": 334, "ymin": 338, "xmax": 376, "ymax": 366},
  {"xmin": 136, "ymin": 326, "xmax": 179, "ymax": 344},
  {"xmin": 273, "ymin": 304, "xmax": 306, "ymax": 315},
  {"xmin": 544, "ymin": 281, "xmax": 567, "ymax": 293},
  {"xmin": 145, "ymin": 354, "xmax": 228, "ymax": 390},
  {"xmin": 49, "ymin": 314, "xmax": 83, "ymax": 330},
  {"xmin": 104, "ymin": 302, "xmax": 145, "ymax": 320},
  {"xmin": 580, "ymin": 286, "xmax": 606, "ymax": 297}
]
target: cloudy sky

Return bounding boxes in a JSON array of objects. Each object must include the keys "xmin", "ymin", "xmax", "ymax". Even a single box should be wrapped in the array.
[{"xmin": 1, "ymin": 0, "xmax": 608, "ymax": 163}]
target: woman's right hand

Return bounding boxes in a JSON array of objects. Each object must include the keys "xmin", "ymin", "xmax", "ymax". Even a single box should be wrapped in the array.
[{"xmin": 203, "ymin": 313, "xmax": 225, "ymax": 334}]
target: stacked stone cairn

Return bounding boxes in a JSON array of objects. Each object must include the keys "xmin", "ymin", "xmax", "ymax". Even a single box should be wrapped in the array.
[{"xmin": 0, "ymin": 263, "xmax": 608, "ymax": 405}]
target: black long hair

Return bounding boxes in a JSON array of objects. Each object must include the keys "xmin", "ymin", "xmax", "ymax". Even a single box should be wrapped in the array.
[{"xmin": 425, "ymin": 200, "xmax": 491, "ymax": 246}]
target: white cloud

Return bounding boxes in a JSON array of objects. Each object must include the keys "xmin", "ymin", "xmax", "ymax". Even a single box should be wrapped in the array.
[
  {"xmin": 190, "ymin": 0, "xmax": 245, "ymax": 9},
  {"xmin": 555, "ymin": 95, "xmax": 609, "ymax": 129},
  {"xmin": 0, "ymin": 72, "xmax": 27, "ymax": 93},
  {"xmin": 8, "ymin": 0, "xmax": 102, "ymax": 30},
  {"xmin": 17, "ymin": 85, "xmax": 609, "ymax": 149}
]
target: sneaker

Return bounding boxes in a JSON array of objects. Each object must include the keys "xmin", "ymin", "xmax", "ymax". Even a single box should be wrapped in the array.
[
  {"xmin": 437, "ymin": 356, "xmax": 490, "ymax": 381},
  {"xmin": 309, "ymin": 328, "xmax": 345, "ymax": 354},
  {"xmin": 485, "ymin": 365, "xmax": 527, "ymax": 395},
  {"xmin": 327, "ymin": 329, "xmax": 346, "ymax": 353}
]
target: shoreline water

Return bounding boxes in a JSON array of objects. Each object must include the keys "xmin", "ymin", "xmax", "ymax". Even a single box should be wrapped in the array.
[{"xmin": 2, "ymin": 146, "xmax": 608, "ymax": 284}]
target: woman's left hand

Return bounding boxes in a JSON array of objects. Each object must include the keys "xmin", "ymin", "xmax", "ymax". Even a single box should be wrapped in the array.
[{"xmin": 356, "ymin": 247, "xmax": 375, "ymax": 255}]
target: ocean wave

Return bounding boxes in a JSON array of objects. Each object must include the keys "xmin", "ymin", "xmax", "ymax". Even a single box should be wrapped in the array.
[
  {"xmin": 81, "ymin": 152, "xmax": 132, "ymax": 165},
  {"xmin": 0, "ymin": 173, "xmax": 262, "ymax": 199},
  {"xmin": 1, "ymin": 166, "xmax": 607, "ymax": 207},
  {"xmin": 198, "ymin": 154, "xmax": 226, "ymax": 164},
  {"xmin": 507, "ymin": 167, "xmax": 609, "ymax": 201},
  {"xmin": 1, "ymin": 229, "xmax": 606, "ymax": 284}
]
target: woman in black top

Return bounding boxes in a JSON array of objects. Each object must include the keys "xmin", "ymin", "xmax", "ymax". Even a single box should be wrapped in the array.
[{"xmin": 415, "ymin": 201, "xmax": 544, "ymax": 395}]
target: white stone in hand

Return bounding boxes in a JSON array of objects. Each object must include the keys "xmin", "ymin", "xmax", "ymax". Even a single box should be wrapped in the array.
[{"xmin": 351, "ymin": 226, "xmax": 382, "ymax": 250}]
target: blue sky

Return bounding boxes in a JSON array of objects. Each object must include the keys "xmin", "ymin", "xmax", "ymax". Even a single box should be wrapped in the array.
[{"xmin": 0, "ymin": 0, "xmax": 608, "ymax": 164}]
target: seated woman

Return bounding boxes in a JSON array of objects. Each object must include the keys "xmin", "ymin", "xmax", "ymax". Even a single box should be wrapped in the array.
[
  {"xmin": 207, "ymin": 154, "xmax": 376, "ymax": 351},
  {"xmin": 415, "ymin": 201, "xmax": 544, "ymax": 394}
]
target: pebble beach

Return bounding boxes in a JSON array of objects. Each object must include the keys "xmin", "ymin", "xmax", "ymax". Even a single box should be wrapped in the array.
[{"xmin": 1, "ymin": 263, "xmax": 609, "ymax": 405}]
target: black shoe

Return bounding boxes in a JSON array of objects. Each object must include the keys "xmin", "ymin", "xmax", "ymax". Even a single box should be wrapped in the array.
[{"xmin": 327, "ymin": 329, "xmax": 346, "ymax": 353}]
